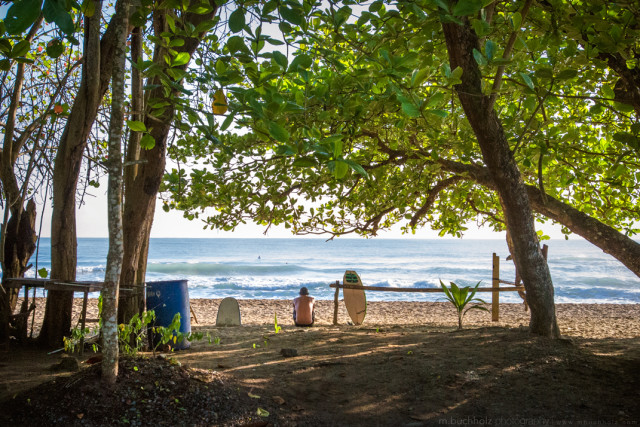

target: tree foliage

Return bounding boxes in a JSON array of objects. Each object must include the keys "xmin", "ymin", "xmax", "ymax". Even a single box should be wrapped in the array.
[{"xmin": 163, "ymin": 0, "xmax": 640, "ymax": 278}]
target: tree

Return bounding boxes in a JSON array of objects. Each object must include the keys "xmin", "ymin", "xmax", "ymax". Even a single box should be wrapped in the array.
[
  {"xmin": 162, "ymin": 1, "xmax": 639, "ymax": 336},
  {"xmin": 0, "ymin": 5, "xmax": 84, "ymax": 343},
  {"xmin": 117, "ymin": 0, "xmax": 220, "ymax": 324},
  {"xmin": 39, "ymin": 1, "xmax": 129, "ymax": 348},
  {"xmin": 440, "ymin": 1, "xmax": 557, "ymax": 337},
  {"xmin": 102, "ymin": 0, "xmax": 130, "ymax": 384},
  {"xmin": 0, "ymin": 16, "xmax": 44, "ymax": 343}
]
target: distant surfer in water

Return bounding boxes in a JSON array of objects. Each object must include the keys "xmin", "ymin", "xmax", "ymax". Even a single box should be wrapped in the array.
[{"xmin": 293, "ymin": 287, "xmax": 315, "ymax": 327}]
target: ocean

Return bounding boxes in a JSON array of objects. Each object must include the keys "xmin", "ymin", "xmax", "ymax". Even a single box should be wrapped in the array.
[{"xmin": 22, "ymin": 237, "xmax": 640, "ymax": 304}]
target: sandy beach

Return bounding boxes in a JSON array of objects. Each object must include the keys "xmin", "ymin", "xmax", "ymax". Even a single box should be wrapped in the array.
[{"xmin": 14, "ymin": 297, "xmax": 640, "ymax": 339}]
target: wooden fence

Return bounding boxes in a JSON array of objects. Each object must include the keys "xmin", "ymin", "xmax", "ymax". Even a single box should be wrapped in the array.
[{"xmin": 329, "ymin": 245, "xmax": 548, "ymax": 325}]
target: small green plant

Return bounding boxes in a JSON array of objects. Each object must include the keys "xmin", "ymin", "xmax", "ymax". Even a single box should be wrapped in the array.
[
  {"xmin": 274, "ymin": 312, "xmax": 282, "ymax": 333},
  {"xmin": 146, "ymin": 312, "xmax": 219, "ymax": 354},
  {"xmin": 440, "ymin": 280, "xmax": 489, "ymax": 330},
  {"xmin": 66, "ymin": 307, "xmax": 219, "ymax": 356},
  {"xmin": 119, "ymin": 310, "xmax": 157, "ymax": 356},
  {"xmin": 63, "ymin": 326, "xmax": 92, "ymax": 353}
]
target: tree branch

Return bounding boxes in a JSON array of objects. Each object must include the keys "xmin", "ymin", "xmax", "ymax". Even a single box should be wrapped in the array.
[{"xmin": 409, "ymin": 176, "xmax": 463, "ymax": 228}]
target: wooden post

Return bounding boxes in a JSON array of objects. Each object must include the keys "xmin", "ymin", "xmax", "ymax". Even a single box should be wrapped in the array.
[
  {"xmin": 333, "ymin": 280, "xmax": 340, "ymax": 325},
  {"xmin": 79, "ymin": 290, "xmax": 89, "ymax": 355},
  {"xmin": 492, "ymin": 253, "xmax": 499, "ymax": 321},
  {"xmin": 542, "ymin": 244, "xmax": 548, "ymax": 260}
]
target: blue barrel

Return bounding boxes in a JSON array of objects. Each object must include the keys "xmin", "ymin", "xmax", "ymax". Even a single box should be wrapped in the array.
[{"xmin": 146, "ymin": 280, "xmax": 191, "ymax": 350}]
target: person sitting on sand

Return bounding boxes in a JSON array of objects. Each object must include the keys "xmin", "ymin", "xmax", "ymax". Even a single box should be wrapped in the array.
[{"xmin": 293, "ymin": 287, "xmax": 315, "ymax": 327}]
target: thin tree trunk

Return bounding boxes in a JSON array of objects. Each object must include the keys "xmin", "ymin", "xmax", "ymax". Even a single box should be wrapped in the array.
[
  {"xmin": 441, "ymin": 16, "xmax": 559, "ymax": 337},
  {"xmin": 102, "ymin": 0, "xmax": 130, "ymax": 384}
]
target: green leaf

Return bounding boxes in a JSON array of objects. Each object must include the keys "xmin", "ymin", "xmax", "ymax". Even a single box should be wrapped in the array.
[
  {"xmin": 613, "ymin": 132, "xmax": 639, "ymax": 150},
  {"xmin": 426, "ymin": 92, "xmax": 445, "ymax": 108},
  {"xmin": 126, "ymin": 120, "xmax": 147, "ymax": 132},
  {"xmin": 369, "ymin": 1, "xmax": 383, "ymax": 13},
  {"xmin": 272, "ymin": 51, "xmax": 288, "ymax": 68},
  {"xmin": 426, "ymin": 109, "xmax": 448, "ymax": 118},
  {"xmin": 275, "ymin": 145, "xmax": 296, "ymax": 156},
  {"xmin": 535, "ymin": 67, "xmax": 553, "ymax": 79},
  {"xmin": 472, "ymin": 48, "xmax": 487, "ymax": 66},
  {"xmin": 81, "ymin": 0, "xmax": 96, "ymax": 17},
  {"xmin": 292, "ymin": 157, "xmax": 316, "ymax": 167},
  {"xmin": 171, "ymin": 52, "xmax": 191, "ymax": 67},
  {"xmin": 168, "ymin": 38, "xmax": 185, "ymax": 47},
  {"xmin": 433, "ymin": 0, "xmax": 450, "ymax": 11},
  {"xmin": 45, "ymin": 38, "xmax": 64, "ymax": 58},
  {"xmin": 332, "ymin": 139, "xmax": 343, "ymax": 158},
  {"xmin": 279, "ymin": 6, "xmax": 303, "ymax": 26},
  {"xmin": 4, "ymin": 0, "xmax": 43, "ymax": 35},
  {"xmin": 268, "ymin": 121, "xmax": 289, "ymax": 142},
  {"xmin": 449, "ymin": 66, "xmax": 463, "ymax": 83},
  {"xmin": 451, "ymin": 0, "xmax": 483, "ymax": 17},
  {"xmin": 485, "ymin": 40, "xmax": 496, "ymax": 61},
  {"xmin": 333, "ymin": 160, "xmax": 349, "ymax": 179},
  {"xmin": 220, "ymin": 113, "xmax": 235, "ymax": 132},
  {"xmin": 0, "ymin": 40, "xmax": 12, "ymax": 55},
  {"xmin": 38, "ymin": 267, "xmax": 48, "ymax": 278},
  {"xmin": 411, "ymin": 68, "xmax": 430, "ymax": 87},
  {"xmin": 519, "ymin": 72, "xmax": 535, "ymax": 90},
  {"xmin": 510, "ymin": 11, "xmax": 522, "ymax": 29},
  {"xmin": 556, "ymin": 69, "xmax": 578, "ymax": 80},
  {"xmin": 228, "ymin": 8, "xmax": 245, "ymax": 33},
  {"xmin": 226, "ymin": 36, "xmax": 246, "ymax": 54},
  {"xmin": 288, "ymin": 54, "xmax": 312, "ymax": 71},
  {"xmin": 43, "ymin": 0, "xmax": 75, "ymax": 35},
  {"xmin": 140, "ymin": 134, "xmax": 156, "ymax": 150},
  {"xmin": 401, "ymin": 102, "xmax": 421, "ymax": 118},
  {"xmin": 0, "ymin": 59, "xmax": 10, "ymax": 71},
  {"xmin": 343, "ymin": 159, "xmax": 369, "ymax": 178},
  {"xmin": 11, "ymin": 40, "xmax": 31, "ymax": 58}
]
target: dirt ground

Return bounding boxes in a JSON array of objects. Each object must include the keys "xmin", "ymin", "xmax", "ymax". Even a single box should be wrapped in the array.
[{"xmin": 1, "ymin": 300, "xmax": 639, "ymax": 426}]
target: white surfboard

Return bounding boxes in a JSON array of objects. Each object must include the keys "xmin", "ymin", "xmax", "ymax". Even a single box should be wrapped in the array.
[
  {"xmin": 216, "ymin": 297, "xmax": 241, "ymax": 326},
  {"xmin": 343, "ymin": 270, "xmax": 366, "ymax": 325}
]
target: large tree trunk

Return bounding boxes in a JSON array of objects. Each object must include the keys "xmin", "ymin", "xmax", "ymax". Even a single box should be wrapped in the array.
[
  {"xmin": 441, "ymin": 17, "xmax": 559, "ymax": 337},
  {"xmin": 118, "ymin": 25, "xmax": 146, "ymax": 324},
  {"xmin": 39, "ymin": 2, "xmax": 129, "ymax": 348},
  {"xmin": 118, "ymin": 3, "xmax": 218, "ymax": 323}
]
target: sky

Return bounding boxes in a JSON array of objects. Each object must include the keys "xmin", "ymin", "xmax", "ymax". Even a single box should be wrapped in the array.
[{"xmin": 26, "ymin": 184, "xmax": 569, "ymax": 240}]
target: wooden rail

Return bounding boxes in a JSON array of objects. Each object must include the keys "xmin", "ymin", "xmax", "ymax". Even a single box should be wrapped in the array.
[
  {"xmin": 4, "ymin": 278, "xmax": 132, "ymax": 354},
  {"xmin": 330, "ymin": 246, "xmax": 548, "ymax": 325}
]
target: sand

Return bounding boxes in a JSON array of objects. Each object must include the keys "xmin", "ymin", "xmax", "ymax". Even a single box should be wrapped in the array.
[
  {"xmin": 5, "ymin": 297, "xmax": 640, "ymax": 425},
  {"xmin": 16, "ymin": 297, "xmax": 640, "ymax": 339}
]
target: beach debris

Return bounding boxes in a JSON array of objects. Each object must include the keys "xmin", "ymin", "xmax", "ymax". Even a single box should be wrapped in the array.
[
  {"xmin": 280, "ymin": 348, "xmax": 298, "ymax": 357},
  {"xmin": 464, "ymin": 370, "xmax": 480, "ymax": 382},
  {"xmin": 248, "ymin": 392, "xmax": 260, "ymax": 399},
  {"xmin": 272, "ymin": 396, "xmax": 286, "ymax": 405},
  {"xmin": 50, "ymin": 356, "xmax": 79, "ymax": 372},
  {"xmin": 256, "ymin": 407, "xmax": 270, "ymax": 417},
  {"xmin": 84, "ymin": 355, "xmax": 102, "ymax": 365}
]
